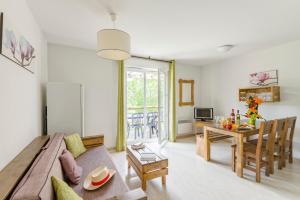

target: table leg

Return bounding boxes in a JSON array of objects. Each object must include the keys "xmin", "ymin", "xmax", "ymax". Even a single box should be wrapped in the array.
[
  {"xmin": 142, "ymin": 178, "xmax": 147, "ymax": 190},
  {"xmin": 204, "ymin": 127, "xmax": 211, "ymax": 161},
  {"xmin": 127, "ymin": 155, "xmax": 131, "ymax": 173},
  {"xmin": 236, "ymin": 134, "xmax": 244, "ymax": 177}
]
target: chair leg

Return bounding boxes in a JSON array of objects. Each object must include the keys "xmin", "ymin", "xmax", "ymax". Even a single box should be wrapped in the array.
[
  {"xmin": 278, "ymin": 147, "xmax": 282, "ymax": 170},
  {"xmin": 138, "ymin": 128, "xmax": 140, "ymax": 138},
  {"xmin": 269, "ymin": 152, "xmax": 274, "ymax": 175},
  {"xmin": 244, "ymin": 156, "xmax": 248, "ymax": 168},
  {"xmin": 282, "ymin": 152, "xmax": 286, "ymax": 168},
  {"xmin": 246, "ymin": 154, "xmax": 250, "ymax": 166},
  {"xmin": 152, "ymin": 127, "xmax": 155, "ymax": 137},
  {"xmin": 289, "ymin": 148, "xmax": 293, "ymax": 164},
  {"xmin": 134, "ymin": 128, "xmax": 137, "ymax": 139},
  {"xmin": 278, "ymin": 157, "xmax": 282, "ymax": 170},
  {"xmin": 280, "ymin": 148, "xmax": 285, "ymax": 169},
  {"xmin": 265, "ymin": 163, "xmax": 270, "ymax": 177}
]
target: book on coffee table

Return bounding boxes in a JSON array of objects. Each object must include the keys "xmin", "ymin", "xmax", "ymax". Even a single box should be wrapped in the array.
[{"xmin": 140, "ymin": 152, "xmax": 156, "ymax": 161}]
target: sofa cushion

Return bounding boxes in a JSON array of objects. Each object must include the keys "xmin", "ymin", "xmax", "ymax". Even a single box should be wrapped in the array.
[
  {"xmin": 51, "ymin": 176, "xmax": 82, "ymax": 200},
  {"xmin": 64, "ymin": 134, "xmax": 86, "ymax": 158},
  {"xmin": 71, "ymin": 146, "xmax": 128, "ymax": 200},
  {"xmin": 59, "ymin": 149, "xmax": 82, "ymax": 184},
  {"xmin": 11, "ymin": 133, "xmax": 66, "ymax": 200}
]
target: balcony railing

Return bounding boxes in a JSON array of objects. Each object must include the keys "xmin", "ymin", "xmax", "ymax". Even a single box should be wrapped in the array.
[{"xmin": 127, "ymin": 106, "xmax": 162, "ymax": 140}]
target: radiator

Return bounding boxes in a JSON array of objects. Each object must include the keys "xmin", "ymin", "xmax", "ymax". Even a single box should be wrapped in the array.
[{"xmin": 177, "ymin": 119, "xmax": 193, "ymax": 135}]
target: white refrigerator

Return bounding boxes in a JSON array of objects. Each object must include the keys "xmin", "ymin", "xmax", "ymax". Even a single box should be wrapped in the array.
[{"xmin": 46, "ymin": 83, "xmax": 84, "ymax": 137}]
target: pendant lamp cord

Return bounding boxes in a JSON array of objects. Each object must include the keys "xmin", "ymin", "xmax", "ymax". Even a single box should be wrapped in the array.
[{"xmin": 110, "ymin": 13, "xmax": 116, "ymax": 29}]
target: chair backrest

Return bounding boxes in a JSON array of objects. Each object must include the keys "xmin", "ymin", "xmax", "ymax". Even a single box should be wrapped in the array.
[
  {"xmin": 287, "ymin": 116, "xmax": 297, "ymax": 145},
  {"xmin": 147, "ymin": 112, "xmax": 154, "ymax": 123},
  {"xmin": 147, "ymin": 112, "xmax": 158, "ymax": 124},
  {"xmin": 275, "ymin": 118, "xmax": 289, "ymax": 147},
  {"xmin": 147, "ymin": 112, "xmax": 154, "ymax": 117},
  {"xmin": 256, "ymin": 120, "xmax": 277, "ymax": 157},
  {"xmin": 132, "ymin": 113, "xmax": 144, "ymax": 125}
]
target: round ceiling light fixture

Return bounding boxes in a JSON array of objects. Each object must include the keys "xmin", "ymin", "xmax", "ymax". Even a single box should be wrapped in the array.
[
  {"xmin": 217, "ymin": 45, "xmax": 235, "ymax": 52},
  {"xmin": 97, "ymin": 13, "xmax": 131, "ymax": 61}
]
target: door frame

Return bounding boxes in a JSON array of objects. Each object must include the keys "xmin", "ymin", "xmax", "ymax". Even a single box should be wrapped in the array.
[{"xmin": 157, "ymin": 69, "xmax": 169, "ymax": 145}]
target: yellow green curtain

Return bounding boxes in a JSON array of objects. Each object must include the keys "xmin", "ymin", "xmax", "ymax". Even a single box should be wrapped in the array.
[
  {"xmin": 169, "ymin": 60, "xmax": 176, "ymax": 142},
  {"xmin": 116, "ymin": 60, "xmax": 126, "ymax": 151}
]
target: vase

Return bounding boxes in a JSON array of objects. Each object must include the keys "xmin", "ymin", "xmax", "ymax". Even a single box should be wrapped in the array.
[{"xmin": 249, "ymin": 117, "xmax": 256, "ymax": 126}]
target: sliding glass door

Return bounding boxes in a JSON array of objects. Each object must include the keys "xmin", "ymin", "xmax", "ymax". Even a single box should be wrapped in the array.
[{"xmin": 125, "ymin": 67, "xmax": 168, "ymax": 145}]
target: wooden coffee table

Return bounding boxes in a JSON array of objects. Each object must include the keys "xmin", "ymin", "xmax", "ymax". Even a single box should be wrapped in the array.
[{"xmin": 126, "ymin": 145, "xmax": 168, "ymax": 190}]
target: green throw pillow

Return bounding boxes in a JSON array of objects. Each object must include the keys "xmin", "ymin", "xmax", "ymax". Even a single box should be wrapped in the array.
[
  {"xmin": 51, "ymin": 176, "xmax": 82, "ymax": 200},
  {"xmin": 64, "ymin": 134, "xmax": 86, "ymax": 158}
]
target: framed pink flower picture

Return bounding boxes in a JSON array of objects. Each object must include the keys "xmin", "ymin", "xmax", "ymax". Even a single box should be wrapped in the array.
[
  {"xmin": 0, "ymin": 12, "xmax": 35, "ymax": 73},
  {"xmin": 249, "ymin": 70, "xmax": 278, "ymax": 86}
]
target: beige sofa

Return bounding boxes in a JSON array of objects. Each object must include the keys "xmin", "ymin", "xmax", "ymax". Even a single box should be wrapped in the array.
[{"xmin": 9, "ymin": 133, "xmax": 146, "ymax": 200}]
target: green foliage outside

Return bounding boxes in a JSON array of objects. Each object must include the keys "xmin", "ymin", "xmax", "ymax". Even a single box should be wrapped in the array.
[{"xmin": 127, "ymin": 72, "xmax": 158, "ymax": 114}]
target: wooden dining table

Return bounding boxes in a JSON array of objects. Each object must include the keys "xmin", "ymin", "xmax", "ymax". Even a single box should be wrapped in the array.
[{"xmin": 203, "ymin": 124, "xmax": 259, "ymax": 178}]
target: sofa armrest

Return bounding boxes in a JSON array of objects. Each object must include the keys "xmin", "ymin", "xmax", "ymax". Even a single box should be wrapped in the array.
[
  {"xmin": 82, "ymin": 135, "xmax": 104, "ymax": 149},
  {"xmin": 106, "ymin": 188, "xmax": 147, "ymax": 200}
]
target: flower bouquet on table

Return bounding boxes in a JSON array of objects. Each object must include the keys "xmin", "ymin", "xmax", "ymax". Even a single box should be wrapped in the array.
[{"xmin": 244, "ymin": 96, "xmax": 264, "ymax": 128}]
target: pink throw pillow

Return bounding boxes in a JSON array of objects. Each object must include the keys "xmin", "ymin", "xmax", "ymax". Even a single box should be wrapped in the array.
[{"xmin": 59, "ymin": 149, "xmax": 83, "ymax": 184}]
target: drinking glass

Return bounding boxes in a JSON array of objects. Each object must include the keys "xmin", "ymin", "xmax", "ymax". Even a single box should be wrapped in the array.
[{"xmin": 214, "ymin": 116, "xmax": 220, "ymax": 124}]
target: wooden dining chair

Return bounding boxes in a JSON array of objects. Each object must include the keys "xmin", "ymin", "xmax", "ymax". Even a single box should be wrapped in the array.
[
  {"xmin": 281, "ymin": 116, "xmax": 297, "ymax": 167},
  {"xmin": 251, "ymin": 118, "xmax": 288, "ymax": 172},
  {"xmin": 273, "ymin": 118, "xmax": 289, "ymax": 170},
  {"xmin": 248, "ymin": 117, "xmax": 297, "ymax": 171},
  {"xmin": 231, "ymin": 120, "xmax": 277, "ymax": 182}
]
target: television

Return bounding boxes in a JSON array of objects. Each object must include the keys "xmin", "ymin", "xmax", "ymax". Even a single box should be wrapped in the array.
[{"xmin": 194, "ymin": 108, "xmax": 213, "ymax": 121}]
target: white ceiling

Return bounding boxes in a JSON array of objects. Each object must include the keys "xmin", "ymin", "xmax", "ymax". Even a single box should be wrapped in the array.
[{"xmin": 27, "ymin": 0, "xmax": 300, "ymax": 66}]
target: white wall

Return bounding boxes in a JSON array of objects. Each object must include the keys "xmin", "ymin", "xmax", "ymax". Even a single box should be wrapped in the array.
[
  {"xmin": 47, "ymin": 44, "xmax": 118, "ymax": 148},
  {"xmin": 199, "ymin": 40, "xmax": 300, "ymax": 146},
  {"xmin": 176, "ymin": 63, "xmax": 202, "ymax": 120},
  {"xmin": 48, "ymin": 45, "xmax": 201, "ymax": 143},
  {"xmin": 176, "ymin": 63, "xmax": 202, "ymax": 135},
  {"xmin": 0, "ymin": 0, "xmax": 46, "ymax": 170}
]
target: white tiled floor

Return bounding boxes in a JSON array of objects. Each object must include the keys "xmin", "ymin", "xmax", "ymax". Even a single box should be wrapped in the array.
[{"xmin": 110, "ymin": 137, "xmax": 300, "ymax": 200}]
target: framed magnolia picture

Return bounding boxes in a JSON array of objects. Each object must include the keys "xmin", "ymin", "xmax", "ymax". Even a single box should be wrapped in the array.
[
  {"xmin": 0, "ymin": 12, "xmax": 35, "ymax": 73},
  {"xmin": 249, "ymin": 70, "xmax": 278, "ymax": 86}
]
